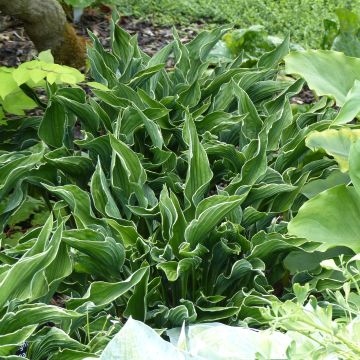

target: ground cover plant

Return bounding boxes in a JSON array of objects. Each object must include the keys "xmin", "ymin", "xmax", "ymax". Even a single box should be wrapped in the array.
[
  {"xmin": 115, "ymin": 0, "xmax": 359, "ymax": 48},
  {"xmin": 2, "ymin": 10, "xmax": 360, "ymax": 359},
  {"xmin": 322, "ymin": 8, "xmax": 360, "ymax": 57}
]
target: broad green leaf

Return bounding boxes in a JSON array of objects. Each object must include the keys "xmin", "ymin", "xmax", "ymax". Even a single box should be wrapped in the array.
[
  {"xmin": 56, "ymin": 96, "xmax": 100, "ymax": 134},
  {"xmin": 0, "ymin": 325, "xmax": 37, "ymax": 355},
  {"xmin": 225, "ymin": 128, "xmax": 268, "ymax": 193},
  {"xmin": 43, "ymin": 184, "xmax": 104, "ymax": 228},
  {"xmin": 186, "ymin": 24, "xmax": 231, "ymax": 62},
  {"xmin": 288, "ymin": 185, "xmax": 360, "ymax": 252},
  {"xmin": 306, "ymin": 128, "xmax": 360, "ymax": 172},
  {"xmin": 196, "ymin": 305, "xmax": 240, "ymax": 322},
  {"xmin": 178, "ymin": 81, "xmax": 201, "ymax": 108},
  {"xmin": 233, "ymin": 82, "xmax": 262, "ymax": 140},
  {"xmin": 99, "ymin": 318, "xmax": 295, "ymax": 360},
  {"xmin": 132, "ymin": 106, "xmax": 164, "ymax": 149},
  {"xmin": 27, "ymin": 327, "xmax": 86, "ymax": 360},
  {"xmin": 128, "ymin": 64, "xmax": 165, "ymax": 89},
  {"xmin": 75, "ymin": 134, "xmax": 112, "ymax": 172},
  {"xmin": 2, "ymin": 90, "xmax": 37, "ymax": 116},
  {"xmin": 44, "ymin": 149, "xmax": 94, "ymax": 184},
  {"xmin": 302, "ymin": 170, "xmax": 350, "ymax": 198},
  {"xmin": 38, "ymin": 99, "xmax": 66, "ymax": 148},
  {"xmin": 51, "ymin": 349, "xmax": 97, "ymax": 360},
  {"xmin": 99, "ymin": 318, "xmax": 187, "ymax": 360},
  {"xmin": 0, "ymin": 146, "xmax": 44, "ymax": 197},
  {"xmin": 109, "ymin": 134, "xmax": 146, "ymax": 186},
  {"xmin": 331, "ymin": 8, "xmax": 360, "ymax": 58},
  {"xmin": 0, "ymin": 68, "xmax": 18, "ymax": 99},
  {"xmin": 37, "ymin": 50, "xmax": 54, "ymax": 64},
  {"xmin": 285, "ymin": 50, "xmax": 360, "ymax": 106}
]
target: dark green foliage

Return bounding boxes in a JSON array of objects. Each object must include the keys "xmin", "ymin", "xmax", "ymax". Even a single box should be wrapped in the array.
[{"xmin": 0, "ymin": 18, "xmax": 356, "ymax": 359}]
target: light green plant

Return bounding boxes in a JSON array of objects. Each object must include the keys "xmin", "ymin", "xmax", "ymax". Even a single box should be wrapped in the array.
[{"xmin": 0, "ymin": 50, "xmax": 84, "ymax": 120}]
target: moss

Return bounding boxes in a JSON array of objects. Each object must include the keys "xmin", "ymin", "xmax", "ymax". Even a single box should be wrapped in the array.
[{"xmin": 53, "ymin": 22, "xmax": 87, "ymax": 69}]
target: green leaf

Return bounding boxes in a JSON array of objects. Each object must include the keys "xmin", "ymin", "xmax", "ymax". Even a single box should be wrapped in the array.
[
  {"xmin": 109, "ymin": 134, "xmax": 146, "ymax": 186},
  {"xmin": 67, "ymin": 267, "xmax": 149, "ymax": 310},
  {"xmin": 302, "ymin": 170, "xmax": 350, "ymax": 199},
  {"xmin": 63, "ymin": 229, "xmax": 125, "ymax": 279},
  {"xmin": 91, "ymin": 161, "xmax": 121, "ymax": 219},
  {"xmin": 27, "ymin": 327, "xmax": 86, "ymax": 360},
  {"xmin": 288, "ymin": 185, "xmax": 360, "ymax": 252},
  {"xmin": 157, "ymin": 258, "xmax": 201, "ymax": 282},
  {"xmin": 306, "ymin": 128, "xmax": 360, "ymax": 172},
  {"xmin": 43, "ymin": 184, "xmax": 104, "ymax": 228},
  {"xmin": 56, "ymin": 95, "xmax": 100, "ymax": 134},
  {"xmin": 132, "ymin": 106, "xmax": 164, "ymax": 149},
  {"xmin": 333, "ymin": 80, "xmax": 360, "ymax": 125},
  {"xmin": 0, "ymin": 304, "xmax": 82, "ymax": 334},
  {"xmin": 183, "ymin": 113, "xmax": 213, "ymax": 210},
  {"xmin": 159, "ymin": 186, "xmax": 187, "ymax": 255},
  {"xmin": 285, "ymin": 50, "xmax": 360, "ymax": 106},
  {"xmin": 0, "ymin": 325, "xmax": 37, "ymax": 355},
  {"xmin": 123, "ymin": 267, "xmax": 149, "ymax": 321},
  {"xmin": 331, "ymin": 8, "xmax": 360, "ymax": 58},
  {"xmin": 350, "ymin": 139, "xmax": 360, "ymax": 195},
  {"xmin": 0, "ymin": 220, "xmax": 63, "ymax": 308},
  {"xmin": 233, "ymin": 82, "xmax": 262, "ymax": 140},
  {"xmin": 37, "ymin": 50, "xmax": 54, "ymax": 64},
  {"xmin": 0, "ymin": 68, "xmax": 18, "ymax": 99},
  {"xmin": 185, "ymin": 195, "xmax": 247, "ymax": 247},
  {"xmin": 44, "ymin": 149, "xmax": 94, "ymax": 185},
  {"xmin": 178, "ymin": 81, "xmax": 201, "ymax": 108},
  {"xmin": 128, "ymin": 64, "xmax": 165, "ymax": 89},
  {"xmin": 258, "ymin": 34, "xmax": 290, "ymax": 68}
]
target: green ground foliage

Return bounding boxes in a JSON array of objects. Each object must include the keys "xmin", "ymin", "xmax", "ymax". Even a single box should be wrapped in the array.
[
  {"xmin": 2, "ymin": 5, "xmax": 360, "ymax": 359},
  {"xmin": 116, "ymin": 0, "xmax": 359, "ymax": 48}
]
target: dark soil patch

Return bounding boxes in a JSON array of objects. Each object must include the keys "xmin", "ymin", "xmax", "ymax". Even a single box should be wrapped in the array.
[
  {"xmin": 0, "ymin": 16, "xmax": 35, "ymax": 67},
  {"xmin": 291, "ymin": 85, "xmax": 316, "ymax": 105},
  {"xmin": 0, "ymin": 8, "xmax": 203, "ymax": 68}
]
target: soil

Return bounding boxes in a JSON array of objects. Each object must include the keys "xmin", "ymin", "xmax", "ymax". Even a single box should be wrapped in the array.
[
  {"xmin": 0, "ymin": 8, "xmax": 203, "ymax": 67},
  {"xmin": 291, "ymin": 85, "xmax": 316, "ymax": 105}
]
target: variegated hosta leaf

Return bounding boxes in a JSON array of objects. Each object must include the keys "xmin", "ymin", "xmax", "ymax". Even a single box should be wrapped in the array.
[
  {"xmin": 0, "ymin": 21, "xmax": 349, "ymax": 359},
  {"xmin": 183, "ymin": 112, "xmax": 213, "ymax": 211},
  {"xmin": 185, "ymin": 195, "xmax": 248, "ymax": 247}
]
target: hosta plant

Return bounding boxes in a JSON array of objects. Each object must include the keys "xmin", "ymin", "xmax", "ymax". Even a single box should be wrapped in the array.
[{"xmin": 0, "ymin": 17, "xmax": 354, "ymax": 358}]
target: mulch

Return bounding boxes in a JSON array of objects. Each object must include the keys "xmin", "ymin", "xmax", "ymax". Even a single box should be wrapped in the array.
[{"xmin": 0, "ymin": 8, "xmax": 203, "ymax": 68}]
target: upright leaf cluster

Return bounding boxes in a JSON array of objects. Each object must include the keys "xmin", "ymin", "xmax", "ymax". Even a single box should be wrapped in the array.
[{"xmin": 0, "ymin": 20, "xmax": 356, "ymax": 359}]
